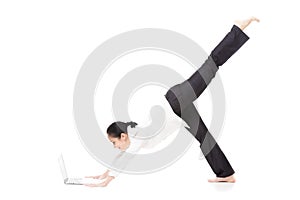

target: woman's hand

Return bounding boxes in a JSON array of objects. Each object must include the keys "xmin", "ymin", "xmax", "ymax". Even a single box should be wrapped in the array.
[
  {"xmin": 84, "ymin": 170, "xmax": 115, "ymax": 187},
  {"xmin": 85, "ymin": 169, "xmax": 109, "ymax": 180},
  {"xmin": 84, "ymin": 175, "xmax": 115, "ymax": 187}
]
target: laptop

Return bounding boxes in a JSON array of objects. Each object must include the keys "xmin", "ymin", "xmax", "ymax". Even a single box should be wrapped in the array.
[{"xmin": 58, "ymin": 154, "xmax": 103, "ymax": 185}]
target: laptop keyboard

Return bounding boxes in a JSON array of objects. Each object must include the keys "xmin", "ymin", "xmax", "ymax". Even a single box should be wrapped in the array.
[{"xmin": 67, "ymin": 178, "xmax": 82, "ymax": 184}]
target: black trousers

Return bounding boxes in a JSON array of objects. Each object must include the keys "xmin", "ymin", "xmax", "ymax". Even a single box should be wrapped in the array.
[{"xmin": 164, "ymin": 25, "xmax": 249, "ymax": 177}]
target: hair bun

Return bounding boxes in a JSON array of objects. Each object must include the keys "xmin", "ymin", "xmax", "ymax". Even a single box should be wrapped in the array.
[{"xmin": 126, "ymin": 121, "xmax": 138, "ymax": 128}]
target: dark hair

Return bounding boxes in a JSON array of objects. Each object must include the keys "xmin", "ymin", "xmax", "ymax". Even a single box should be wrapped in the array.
[{"xmin": 106, "ymin": 121, "xmax": 138, "ymax": 138}]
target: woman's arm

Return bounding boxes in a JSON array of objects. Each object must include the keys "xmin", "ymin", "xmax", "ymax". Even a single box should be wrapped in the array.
[
  {"xmin": 107, "ymin": 148, "xmax": 140, "ymax": 177},
  {"xmin": 85, "ymin": 169, "xmax": 110, "ymax": 179},
  {"xmin": 85, "ymin": 147, "xmax": 140, "ymax": 187}
]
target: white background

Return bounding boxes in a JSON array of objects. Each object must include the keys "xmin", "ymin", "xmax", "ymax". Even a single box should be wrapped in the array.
[{"xmin": 1, "ymin": 0, "xmax": 300, "ymax": 199}]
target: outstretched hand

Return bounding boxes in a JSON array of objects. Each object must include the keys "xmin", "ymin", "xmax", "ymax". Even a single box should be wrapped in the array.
[
  {"xmin": 84, "ymin": 176, "xmax": 115, "ymax": 187},
  {"xmin": 84, "ymin": 170, "xmax": 114, "ymax": 187}
]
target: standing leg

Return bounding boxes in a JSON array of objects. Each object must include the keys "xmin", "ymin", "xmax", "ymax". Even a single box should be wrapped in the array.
[{"xmin": 181, "ymin": 103, "xmax": 235, "ymax": 179}]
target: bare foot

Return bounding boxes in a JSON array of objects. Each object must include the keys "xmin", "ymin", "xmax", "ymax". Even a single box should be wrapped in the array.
[
  {"xmin": 208, "ymin": 175, "xmax": 236, "ymax": 183},
  {"xmin": 234, "ymin": 17, "xmax": 260, "ymax": 30}
]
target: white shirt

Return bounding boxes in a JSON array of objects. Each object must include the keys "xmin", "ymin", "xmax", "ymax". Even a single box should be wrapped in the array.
[{"xmin": 108, "ymin": 95, "xmax": 189, "ymax": 177}]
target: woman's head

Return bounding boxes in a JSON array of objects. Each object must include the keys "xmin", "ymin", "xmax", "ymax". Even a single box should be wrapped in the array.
[{"xmin": 106, "ymin": 121, "xmax": 138, "ymax": 151}]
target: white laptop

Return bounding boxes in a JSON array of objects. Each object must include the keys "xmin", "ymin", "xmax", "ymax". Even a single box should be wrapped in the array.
[{"xmin": 58, "ymin": 154, "xmax": 103, "ymax": 185}]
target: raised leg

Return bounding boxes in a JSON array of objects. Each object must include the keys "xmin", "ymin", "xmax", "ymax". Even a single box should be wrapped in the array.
[
  {"xmin": 210, "ymin": 24, "xmax": 250, "ymax": 67},
  {"xmin": 165, "ymin": 23, "xmax": 251, "ymax": 116}
]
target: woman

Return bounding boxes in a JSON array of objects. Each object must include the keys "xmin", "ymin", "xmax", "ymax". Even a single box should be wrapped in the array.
[{"xmin": 85, "ymin": 17, "xmax": 260, "ymax": 187}]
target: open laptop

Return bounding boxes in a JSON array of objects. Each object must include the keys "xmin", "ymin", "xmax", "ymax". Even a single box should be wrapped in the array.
[{"xmin": 58, "ymin": 154, "xmax": 103, "ymax": 185}]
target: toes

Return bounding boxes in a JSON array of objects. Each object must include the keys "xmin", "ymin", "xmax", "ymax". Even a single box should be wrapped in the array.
[
  {"xmin": 208, "ymin": 177, "xmax": 236, "ymax": 183},
  {"xmin": 208, "ymin": 178, "xmax": 221, "ymax": 182},
  {"xmin": 251, "ymin": 17, "xmax": 260, "ymax": 22}
]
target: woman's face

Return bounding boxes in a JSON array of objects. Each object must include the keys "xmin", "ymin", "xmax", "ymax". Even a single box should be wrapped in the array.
[{"xmin": 108, "ymin": 133, "xmax": 130, "ymax": 151}]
